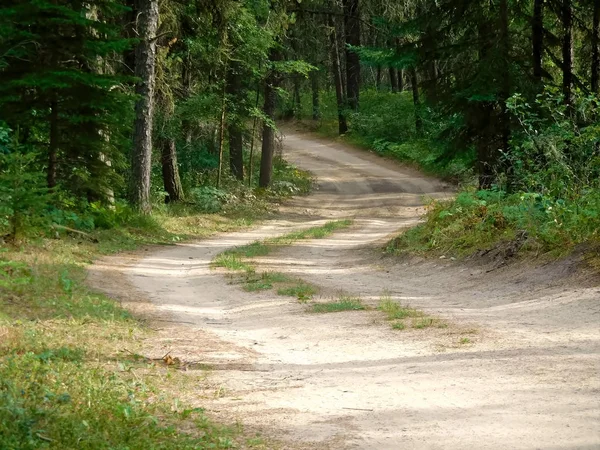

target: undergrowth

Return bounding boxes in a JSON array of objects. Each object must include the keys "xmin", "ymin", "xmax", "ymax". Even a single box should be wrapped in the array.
[
  {"xmin": 0, "ymin": 238, "xmax": 245, "ymax": 448},
  {"xmin": 388, "ymin": 189, "xmax": 600, "ymax": 258}
]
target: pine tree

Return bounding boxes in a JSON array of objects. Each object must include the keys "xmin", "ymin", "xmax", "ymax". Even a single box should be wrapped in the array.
[{"xmin": 0, "ymin": 0, "xmax": 133, "ymax": 202}]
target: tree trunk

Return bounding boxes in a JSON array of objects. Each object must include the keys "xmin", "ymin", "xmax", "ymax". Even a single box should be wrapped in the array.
[
  {"xmin": 499, "ymin": 0, "xmax": 512, "ymax": 189},
  {"xmin": 562, "ymin": 0, "xmax": 573, "ymax": 109},
  {"xmin": 592, "ymin": 0, "xmax": 600, "ymax": 93},
  {"xmin": 329, "ymin": 15, "xmax": 348, "ymax": 135},
  {"xmin": 259, "ymin": 48, "xmax": 283, "ymax": 188},
  {"xmin": 310, "ymin": 71, "xmax": 321, "ymax": 120},
  {"xmin": 532, "ymin": 0, "xmax": 544, "ymax": 82},
  {"xmin": 375, "ymin": 66, "xmax": 382, "ymax": 91},
  {"xmin": 130, "ymin": 0, "xmax": 158, "ymax": 213},
  {"xmin": 389, "ymin": 67, "xmax": 398, "ymax": 93},
  {"xmin": 48, "ymin": 99, "xmax": 58, "ymax": 189},
  {"xmin": 161, "ymin": 138, "xmax": 184, "ymax": 202},
  {"xmin": 228, "ymin": 125, "xmax": 244, "ymax": 180},
  {"xmin": 226, "ymin": 66, "xmax": 244, "ymax": 180},
  {"xmin": 410, "ymin": 68, "xmax": 422, "ymax": 133},
  {"xmin": 293, "ymin": 77, "xmax": 302, "ymax": 118},
  {"xmin": 398, "ymin": 69, "xmax": 404, "ymax": 92},
  {"xmin": 342, "ymin": 0, "xmax": 360, "ymax": 110}
]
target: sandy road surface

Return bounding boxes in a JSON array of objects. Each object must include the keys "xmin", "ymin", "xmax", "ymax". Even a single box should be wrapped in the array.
[{"xmin": 90, "ymin": 129, "xmax": 600, "ymax": 449}]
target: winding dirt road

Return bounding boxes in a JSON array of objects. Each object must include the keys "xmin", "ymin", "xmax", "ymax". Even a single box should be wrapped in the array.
[{"xmin": 90, "ymin": 129, "xmax": 599, "ymax": 449}]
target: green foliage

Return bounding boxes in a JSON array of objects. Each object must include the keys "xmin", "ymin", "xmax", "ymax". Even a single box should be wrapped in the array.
[
  {"xmin": 304, "ymin": 90, "xmax": 473, "ymax": 180},
  {"xmin": 0, "ymin": 133, "xmax": 51, "ymax": 240},
  {"xmin": 0, "ymin": 0, "xmax": 134, "ymax": 202},
  {"xmin": 391, "ymin": 189, "xmax": 600, "ymax": 257}
]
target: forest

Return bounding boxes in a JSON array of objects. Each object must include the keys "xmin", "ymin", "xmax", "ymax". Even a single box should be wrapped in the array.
[
  {"xmin": 1, "ymin": 0, "xmax": 599, "ymax": 448},
  {"xmin": 1, "ymin": 0, "xmax": 599, "ymax": 251}
]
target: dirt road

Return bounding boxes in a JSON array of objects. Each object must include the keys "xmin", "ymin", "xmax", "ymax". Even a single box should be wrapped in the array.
[{"xmin": 91, "ymin": 129, "xmax": 600, "ymax": 449}]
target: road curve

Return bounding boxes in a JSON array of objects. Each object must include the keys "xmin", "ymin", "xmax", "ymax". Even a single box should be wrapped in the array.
[{"xmin": 105, "ymin": 129, "xmax": 599, "ymax": 449}]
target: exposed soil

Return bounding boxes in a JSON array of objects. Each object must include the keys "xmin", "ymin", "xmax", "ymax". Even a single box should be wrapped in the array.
[{"xmin": 88, "ymin": 127, "xmax": 600, "ymax": 449}]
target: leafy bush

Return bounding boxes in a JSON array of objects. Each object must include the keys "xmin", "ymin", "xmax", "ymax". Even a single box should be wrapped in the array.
[{"xmin": 190, "ymin": 186, "xmax": 232, "ymax": 212}]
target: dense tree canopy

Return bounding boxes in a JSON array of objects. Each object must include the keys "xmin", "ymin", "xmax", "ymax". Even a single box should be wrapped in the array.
[{"xmin": 1, "ymin": 0, "xmax": 598, "ymax": 240}]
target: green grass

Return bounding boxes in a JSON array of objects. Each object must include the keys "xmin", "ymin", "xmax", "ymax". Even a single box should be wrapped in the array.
[
  {"xmin": 269, "ymin": 219, "xmax": 353, "ymax": 245},
  {"xmin": 378, "ymin": 294, "xmax": 446, "ymax": 331},
  {"xmin": 412, "ymin": 317, "xmax": 448, "ymax": 329},
  {"xmin": 212, "ymin": 219, "xmax": 353, "ymax": 300},
  {"xmin": 310, "ymin": 296, "xmax": 365, "ymax": 313},
  {"xmin": 0, "ymin": 162, "xmax": 317, "ymax": 448},
  {"xmin": 243, "ymin": 271, "xmax": 292, "ymax": 292},
  {"xmin": 388, "ymin": 188, "xmax": 600, "ymax": 260},
  {"xmin": 277, "ymin": 281, "xmax": 318, "ymax": 301},
  {"xmin": 379, "ymin": 297, "xmax": 423, "ymax": 320},
  {"xmin": 0, "ymin": 237, "xmax": 246, "ymax": 448},
  {"xmin": 213, "ymin": 253, "xmax": 254, "ymax": 272}
]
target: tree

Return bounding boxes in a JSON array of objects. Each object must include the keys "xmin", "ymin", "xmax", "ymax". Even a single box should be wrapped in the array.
[
  {"xmin": 130, "ymin": 0, "xmax": 159, "ymax": 213},
  {"xmin": 259, "ymin": 47, "xmax": 283, "ymax": 188},
  {"xmin": 592, "ymin": 0, "xmax": 600, "ymax": 92},
  {"xmin": 343, "ymin": 0, "xmax": 361, "ymax": 110},
  {"xmin": 0, "ymin": 0, "xmax": 132, "ymax": 201},
  {"xmin": 329, "ymin": 14, "xmax": 348, "ymax": 134},
  {"xmin": 532, "ymin": 0, "xmax": 544, "ymax": 82},
  {"xmin": 562, "ymin": 0, "xmax": 573, "ymax": 109}
]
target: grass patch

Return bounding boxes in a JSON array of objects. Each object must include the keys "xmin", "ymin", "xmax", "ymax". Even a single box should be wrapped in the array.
[
  {"xmin": 310, "ymin": 295, "xmax": 365, "ymax": 313},
  {"xmin": 213, "ymin": 253, "xmax": 254, "ymax": 272},
  {"xmin": 388, "ymin": 189, "xmax": 600, "ymax": 259},
  {"xmin": 212, "ymin": 219, "xmax": 353, "ymax": 300},
  {"xmin": 379, "ymin": 297, "xmax": 423, "ymax": 320},
  {"xmin": 0, "ymin": 153, "xmax": 314, "ymax": 448},
  {"xmin": 277, "ymin": 281, "xmax": 318, "ymax": 301},
  {"xmin": 0, "ymin": 238, "xmax": 246, "ymax": 448},
  {"xmin": 269, "ymin": 219, "xmax": 353, "ymax": 245},
  {"xmin": 412, "ymin": 317, "xmax": 448, "ymax": 329},
  {"xmin": 378, "ymin": 294, "xmax": 446, "ymax": 331},
  {"xmin": 243, "ymin": 271, "xmax": 292, "ymax": 292}
]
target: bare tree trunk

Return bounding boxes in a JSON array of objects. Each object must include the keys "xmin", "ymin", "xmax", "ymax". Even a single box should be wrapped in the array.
[
  {"xmin": 48, "ymin": 99, "xmax": 58, "ymax": 189},
  {"xmin": 592, "ymin": 0, "xmax": 600, "ymax": 93},
  {"xmin": 259, "ymin": 48, "xmax": 282, "ymax": 188},
  {"xmin": 226, "ymin": 66, "xmax": 244, "ymax": 180},
  {"xmin": 477, "ymin": 20, "xmax": 495, "ymax": 189},
  {"xmin": 342, "ymin": 0, "xmax": 360, "ymax": 110},
  {"xmin": 389, "ymin": 67, "xmax": 398, "ymax": 93},
  {"xmin": 499, "ymin": 0, "xmax": 512, "ymax": 189},
  {"xmin": 375, "ymin": 66, "xmax": 382, "ymax": 91},
  {"xmin": 217, "ymin": 80, "xmax": 227, "ymax": 188},
  {"xmin": 310, "ymin": 71, "xmax": 321, "ymax": 120},
  {"xmin": 532, "ymin": 0, "xmax": 544, "ymax": 82},
  {"xmin": 329, "ymin": 15, "xmax": 348, "ymax": 135},
  {"xmin": 161, "ymin": 138, "xmax": 184, "ymax": 202},
  {"xmin": 410, "ymin": 68, "xmax": 422, "ymax": 133},
  {"xmin": 293, "ymin": 77, "xmax": 302, "ymax": 118},
  {"xmin": 130, "ymin": 0, "xmax": 158, "ymax": 213},
  {"xmin": 398, "ymin": 69, "xmax": 404, "ymax": 91},
  {"xmin": 562, "ymin": 0, "xmax": 573, "ymax": 109}
]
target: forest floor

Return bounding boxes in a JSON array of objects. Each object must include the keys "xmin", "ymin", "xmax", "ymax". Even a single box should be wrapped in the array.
[{"xmin": 88, "ymin": 127, "xmax": 600, "ymax": 449}]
